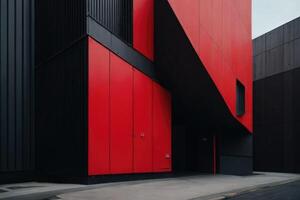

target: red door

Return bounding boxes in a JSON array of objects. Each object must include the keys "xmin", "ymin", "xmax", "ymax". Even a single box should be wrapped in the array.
[
  {"xmin": 153, "ymin": 82, "xmax": 172, "ymax": 172},
  {"xmin": 133, "ymin": 69, "xmax": 153, "ymax": 173},
  {"xmin": 88, "ymin": 38, "xmax": 110, "ymax": 175},
  {"xmin": 110, "ymin": 53, "xmax": 133, "ymax": 174}
]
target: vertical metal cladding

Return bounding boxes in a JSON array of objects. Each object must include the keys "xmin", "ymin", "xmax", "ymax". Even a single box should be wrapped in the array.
[
  {"xmin": 253, "ymin": 17, "xmax": 300, "ymax": 173},
  {"xmin": 0, "ymin": 0, "xmax": 34, "ymax": 173},
  {"xmin": 35, "ymin": 0, "xmax": 88, "ymax": 179},
  {"xmin": 35, "ymin": 0, "xmax": 86, "ymax": 66},
  {"xmin": 87, "ymin": 0, "xmax": 133, "ymax": 44},
  {"xmin": 36, "ymin": 39, "xmax": 88, "ymax": 178}
]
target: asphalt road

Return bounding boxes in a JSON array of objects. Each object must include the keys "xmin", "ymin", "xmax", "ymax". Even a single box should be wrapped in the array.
[{"xmin": 228, "ymin": 181, "xmax": 300, "ymax": 200}]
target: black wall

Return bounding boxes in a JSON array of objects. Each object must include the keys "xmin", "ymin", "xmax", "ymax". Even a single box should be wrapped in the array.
[
  {"xmin": 35, "ymin": 0, "xmax": 89, "ymax": 181},
  {"xmin": 36, "ymin": 39, "xmax": 88, "ymax": 181},
  {"xmin": 0, "ymin": 0, "xmax": 35, "ymax": 183},
  {"xmin": 253, "ymin": 17, "xmax": 300, "ymax": 173}
]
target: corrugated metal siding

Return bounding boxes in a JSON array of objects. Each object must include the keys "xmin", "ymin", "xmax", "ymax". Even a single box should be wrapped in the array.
[
  {"xmin": 253, "ymin": 17, "xmax": 300, "ymax": 81},
  {"xmin": 35, "ymin": 0, "xmax": 86, "ymax": 66},
  {"xmin": 87, "ymin": 0, "xmax": 133, "ymax": 44},
  {"xmin": 0, "ymin": 0, "xmax": 34, "ymax": 172},
  {"xmin": 36, "ymin": 38, "xmax": 88, "ymax": 178},
  {"xmin": 253, "ymin": 17, "xmax": 300, "ymax": 173}
]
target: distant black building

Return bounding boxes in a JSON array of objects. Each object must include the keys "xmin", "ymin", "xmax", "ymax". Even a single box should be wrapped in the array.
[{"xmin": 253, "ymin": 17, "xmax": 300, "ymax": 173}]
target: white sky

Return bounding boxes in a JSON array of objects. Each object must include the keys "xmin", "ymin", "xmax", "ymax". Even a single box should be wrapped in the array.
[{"xmin": 252, "ymin": 0, "xmax": 300, "ymax": 38}]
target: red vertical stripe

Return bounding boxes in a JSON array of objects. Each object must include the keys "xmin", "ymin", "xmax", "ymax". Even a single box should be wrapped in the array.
[
  {"xmin": 133, "ymin": 0, "xmax": 154, "ymax": 60},
  {"xmin": 88, "ymin": 37, "xmax": 110, "ymax": 175},
  {"xmin": 153, "ymin": 82, "xmax": 172, "ymax": 172},
  {"xmin": 110, "ymin": 53, "xmax": 134, "ymax": 174},
  {"xmin": 133, "ymin": 69, "xmax": 153, "ymax": 173}
]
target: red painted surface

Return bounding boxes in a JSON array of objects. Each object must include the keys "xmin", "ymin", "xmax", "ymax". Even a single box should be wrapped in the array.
[
  {"xmin": 88, "ymin": 37, "xmax": 172, "ymax": 176},
  {"xmin": 168, "ymin": 0, "xmax": 253, "ymax": 132},
  {"xmin": 133, "ymin": 69, "xmax": 153, "ymax": 173},
  {"xmin": 88, "ymin": 38, "xmax": 110, "ymax": 175},
  {"xmin": 110, "ymin": 53, "xmax": 134, "ymax": 174},
  {"xmin": 133, "ymin": 0, "xmax": 154, "ymax": 60},
  {"xmin": 153, "ymin": 82, "xmax": 172, "ymax": 172}
]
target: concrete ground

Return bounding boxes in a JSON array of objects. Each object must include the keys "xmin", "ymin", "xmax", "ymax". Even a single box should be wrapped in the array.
[
  {"xmin": 0, "ymin": 172, "xmax": 299, "ymax": 200},
  {"xmin": 226, "ymin": 180, "xmax": 300, "ymax": 200}
]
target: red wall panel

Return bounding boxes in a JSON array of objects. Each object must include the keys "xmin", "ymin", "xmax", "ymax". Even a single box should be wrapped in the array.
[
  {"xmin": 110, "ymin": 53, "xmax": 134, "ymax": 174},
  {"xmin": 88, "ymin": 38, "xmax": 110, "ymax": 175},
  {"xmin": 133, "ymin": 69, "xmax": 153, "ymax": 173},
  {"xmin": 133, "ymin": 0, "xmax": 154, "ymax": 60},
  {"xmin": 88, "ymin": 38, "xmax": 172, "ymax": 176},
  {"xmin": 167, "ymin": 0, "xmax": 253, "ymax": 132},
  {"xmin": 153, "ymin": 82, "xmax": 172, "ymax": 172}
]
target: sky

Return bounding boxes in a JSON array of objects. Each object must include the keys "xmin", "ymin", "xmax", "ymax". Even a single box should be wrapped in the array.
[{"xmin": 252, "ymin": 0, "xmax": 300, "ymax": 38}]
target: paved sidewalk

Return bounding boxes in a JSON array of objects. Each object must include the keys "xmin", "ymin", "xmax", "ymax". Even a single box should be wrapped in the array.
[{"xmin": 1, "ymin": 172, "xmax": 300, "ymax": 200}]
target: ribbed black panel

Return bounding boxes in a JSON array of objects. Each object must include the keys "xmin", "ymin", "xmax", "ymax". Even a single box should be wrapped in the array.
[
  {"xmin": 0, "ymin": 0, "xmax": 34, "ymax": 174},
  {"xmin": 36, "ymin": 39, "xmax": 87, "ymax": 179},
  {"xmin": 35, "ymin": 0, "xmax": 86, "ymax": 66},
  {"xmin": 87, "ymin": 0, "xmax": 133, "ymax": 44},
  {"xmin": 254, "ymin": 69, "xmax": 300, "ymax": 173}
]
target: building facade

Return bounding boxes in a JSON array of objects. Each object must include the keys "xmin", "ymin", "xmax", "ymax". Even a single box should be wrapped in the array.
[
  {"xmin": 253, "ymin": 17, "xmax": 300, "ymax": 173},
  {"xmin": 0, "ymin": 0, "xmax": 35, "ymax": 183},
  {"xmin": 0, "ymin": 0, "xmax": 253, "ymax": 183}
]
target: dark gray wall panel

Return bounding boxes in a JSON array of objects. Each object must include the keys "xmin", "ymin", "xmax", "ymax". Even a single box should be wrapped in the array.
[
  {"xmin": 292, "ymin": 68, "xmax": 300, "ymax": 121},
  {"xmin": 284, "ymin": 20, "xmax": 295, "ymax": 43},
  {"xmin": 294, "ymin": 17, "xmax": 300, "ymax": 39},
  {"xmin": 0, "ymin": 0, "xmax": 9, "ymax": 172},
  {"xmin": 220, "ymin": 156, "xmax": 253, "ymax": 175},
  {"xmin": 283, "ymin": 42, "xmax": 294, "ymax": 71},
  {"xmin": 254, "ymin": 68, "xmax": 300, "ymax": 173},
  {"xmin": 8, "ymin": 0, "xmax": 16, "ymax": 171},
  {"xmin": 254, "ymin": 17, "xmax": 300, "ymax": 80},
  {"xmin": 15, "ymin": 0, "xmax": 23, "ymax": 171},
  {"xmin": 293, "ymin": 38, "xmax": 300, "ymax": 68},
  {"xmin": 283, "ymin": 71, "xmax": 293, "ymax": 123},
  {"xmin": 0, "ymin": 0, "xmax": 34, "ymax": 173},
  {"xmin": 220, "ymin": 134, "xmax": 253, "ymax": 157},
  {"xmin": 253, "ymin": 35, "xmax": 266, "ymax": 56},
  {"xmin": 24, "ymin": 0, "xmax": 34, "ymax": 171},
  {"xmin": 266, "ymin": 26, "xmax": 284, "ymax": 50},
  {"xmin": 266, "ymin": 45, "xmax": 284, "ymax": 77},
  {"xmin": 253, "ymin": 81, "xmax": 264, "ymax": 125},
  {"xmin": 264, "ymin": 75, "xmax": 284, "ymax": 123},
  {"xmin": 253, "ymin": 53, "xmax": 266, "ymax": 81},
  {"xmin": 254, "ymin": 18, "xmax": 300, "ymax": 172}
]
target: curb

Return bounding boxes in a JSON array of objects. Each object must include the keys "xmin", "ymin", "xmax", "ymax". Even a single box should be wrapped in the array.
[{"xmin": 191, "ymin": 177, "xmax": 300, "ymax": 200}]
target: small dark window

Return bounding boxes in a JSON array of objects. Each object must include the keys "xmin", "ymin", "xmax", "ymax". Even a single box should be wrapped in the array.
[{"xmin": 236, "ymin": 80, "xmax": 245, "ymax": 116}]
